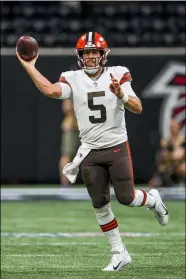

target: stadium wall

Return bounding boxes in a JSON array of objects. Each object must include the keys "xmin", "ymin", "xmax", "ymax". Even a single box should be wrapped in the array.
[{"xmin": 1, "ymin": 51, "xmax": 184, "ymax": 184}]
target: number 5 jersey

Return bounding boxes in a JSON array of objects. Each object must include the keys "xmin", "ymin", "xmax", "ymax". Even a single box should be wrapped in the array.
[{"xmin": 58, "ymin": 66, "xmax": 138, "ymax": 149}]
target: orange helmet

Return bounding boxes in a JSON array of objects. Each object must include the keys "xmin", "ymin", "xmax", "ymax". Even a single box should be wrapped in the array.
[{"xmin": 75, "ymin": 32, "xmax": 110, "ymax": 73}]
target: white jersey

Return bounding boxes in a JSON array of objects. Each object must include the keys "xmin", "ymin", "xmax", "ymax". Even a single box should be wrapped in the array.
[{"xmin": 58, "ymin": 66, "xmax": 138, "ymax": 149}]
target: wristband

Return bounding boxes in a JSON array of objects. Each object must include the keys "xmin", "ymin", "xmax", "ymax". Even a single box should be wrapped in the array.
[{"xmin": 122, "ymin": 94, "xmax": 129, "ymax": 104}]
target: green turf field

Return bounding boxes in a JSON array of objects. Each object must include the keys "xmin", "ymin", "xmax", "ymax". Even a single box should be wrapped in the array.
[{"xmin": 1, "ymin": 200, "xmax": 185, "ymax": 279}]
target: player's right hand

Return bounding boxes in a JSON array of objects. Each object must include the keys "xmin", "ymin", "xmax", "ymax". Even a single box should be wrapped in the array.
[
  {"xmin": 109, "ymin": 73, "xmax": 124, "ymax": 99},
  {"xmin": 16, "ymin": 49, "xmax": 39, "ymax": 68}
]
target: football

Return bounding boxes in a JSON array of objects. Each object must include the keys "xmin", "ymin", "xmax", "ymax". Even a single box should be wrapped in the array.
[{"xmin": 16, "ymin": 36, "xmax": 38, "ymax": 61}]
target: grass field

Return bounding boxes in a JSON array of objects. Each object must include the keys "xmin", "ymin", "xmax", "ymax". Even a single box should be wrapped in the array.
[{"xmin": 1, "ymin": 200, "xmax": 185, "ymax": 279}]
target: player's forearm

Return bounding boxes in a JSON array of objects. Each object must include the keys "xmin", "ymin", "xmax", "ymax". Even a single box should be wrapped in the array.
[
  {"xmin": 23, "ymin": 65, "xmax": 61, "ymax": 98},
  {"xmin": 124, "ymin": 96, "xmax": 142, "ymax": 114},
  {"xmin": 118, "ymin": 88, "xmax": 142, "ymax": 114}
]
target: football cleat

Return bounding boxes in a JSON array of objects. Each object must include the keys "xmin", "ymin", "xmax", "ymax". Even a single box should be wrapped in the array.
[
  {"xmin": 103, "ymin": 249, "xmax": 132, "ymax": 271},
  {"xmin": 148, "ymin": 189, "xmax": 169, "ymax": 226}
]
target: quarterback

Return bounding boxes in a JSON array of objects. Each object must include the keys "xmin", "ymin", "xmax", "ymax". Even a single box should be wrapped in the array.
[{"xmin": 16, "ymin": 32, "xmax": 169, "ymax": 272}]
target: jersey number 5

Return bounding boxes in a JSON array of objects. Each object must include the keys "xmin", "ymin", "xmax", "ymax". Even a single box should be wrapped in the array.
[{"xmin": 88, "ymin": 91, "xmax": 107, "ymax": 124}]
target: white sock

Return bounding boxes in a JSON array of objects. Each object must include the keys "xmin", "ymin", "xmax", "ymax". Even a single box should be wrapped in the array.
[
  {"xmin": 95, "ymin": 202, "xmax": 125, "ymax": 253},
  {"xmin": 129, "ymin": 189, "xmax": 155, "ymax": 207}
]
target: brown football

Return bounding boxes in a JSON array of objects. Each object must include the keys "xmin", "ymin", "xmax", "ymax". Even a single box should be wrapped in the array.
[{"xmin": 16, "ymin": 36, "xmax": 38, "ymax": 61}]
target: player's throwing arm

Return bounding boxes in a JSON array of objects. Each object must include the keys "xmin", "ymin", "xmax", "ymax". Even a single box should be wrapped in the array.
[{"xmin": 16, "ymin": 36, "xmax": 62, "ymax": 99}]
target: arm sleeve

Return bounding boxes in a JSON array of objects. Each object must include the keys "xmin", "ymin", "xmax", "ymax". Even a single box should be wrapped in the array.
[
  {"xmin": 56, "ymin": 75, "xmax": 73, "ymax": 100},
  {"xmin": 57, "ymin": 82, "xmax": 72, "ymax": 100}
]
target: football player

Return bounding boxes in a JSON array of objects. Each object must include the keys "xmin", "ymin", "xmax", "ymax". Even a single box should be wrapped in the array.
[{"xmin": 16, "ymin": 32, "xmax": 169, "ymax": 272}]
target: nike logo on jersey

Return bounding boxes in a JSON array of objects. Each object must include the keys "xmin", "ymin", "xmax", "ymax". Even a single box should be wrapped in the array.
[
  {"xmin": 113, "ymin": 261, "xmax": 122, "ymax": 270},
  {"xmin": 114, "ymin": 148, "xmax": 122, "ymax": 153}
]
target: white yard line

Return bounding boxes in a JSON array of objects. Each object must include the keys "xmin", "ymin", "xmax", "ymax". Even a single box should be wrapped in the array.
[
  {"xmin": 2, "ymin": 241, "xmax": 184, "ymax": 246},
  {"xmin": 2, "ymin": 242, "xmax": 101, "ymax": 246},
  {"xmin": 4, "ymin": 252, "xmax": 185, "ymax": 257},
  {"xmin": 1, "ymin": 232, "xmax": 185, "ymax": 237}
]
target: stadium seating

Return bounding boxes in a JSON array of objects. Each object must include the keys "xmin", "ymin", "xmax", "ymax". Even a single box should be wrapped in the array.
[{"xmin": 1, "ymin": 1, "xmax": 185, "ymax": 47}]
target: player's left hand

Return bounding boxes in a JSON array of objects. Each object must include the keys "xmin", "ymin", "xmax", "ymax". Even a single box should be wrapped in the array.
[{"xmin": 109, "ymin": 73, "xmax": 124, "ymax": 99}]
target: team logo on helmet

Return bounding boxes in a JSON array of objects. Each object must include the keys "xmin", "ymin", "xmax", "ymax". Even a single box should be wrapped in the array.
[{"xmin": 142, "ymin": 61, "xmax": 186, "ymax": 139}]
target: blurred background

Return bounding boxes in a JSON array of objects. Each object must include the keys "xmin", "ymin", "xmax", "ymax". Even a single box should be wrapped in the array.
[{"xmin": 1, "ymin": 1, "xmax": 185, "ymax": 195}]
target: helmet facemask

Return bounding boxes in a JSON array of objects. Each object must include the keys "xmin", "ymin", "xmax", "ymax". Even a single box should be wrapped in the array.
[{"xmin": 76, "ymin": 48, "xmax": 110, "ymax": 74}]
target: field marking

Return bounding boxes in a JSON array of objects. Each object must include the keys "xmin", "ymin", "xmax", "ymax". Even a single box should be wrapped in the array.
[
  {"xmin": 1, "ymin": 241, "xmax": 185, "ymax": 246},
  {"xmin": 3, "ymin": 252, "xmax": 185, "ymax": 257},
  {"xmin": 1, "ymin": 232, "xmax": 185, "ymax": 237},
  {"xmin": 2, "ymin": 242, "xmax": 101, "ymax": 246}
]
